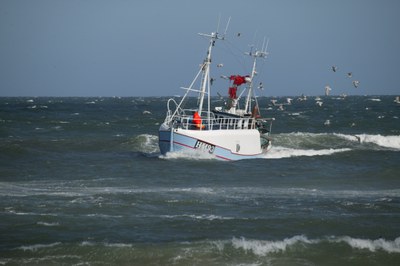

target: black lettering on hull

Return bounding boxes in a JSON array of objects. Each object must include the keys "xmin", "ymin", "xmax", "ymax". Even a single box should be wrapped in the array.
[{"xmin": 194, "ymin": 140, "xmax": 215, "ymax": 154}]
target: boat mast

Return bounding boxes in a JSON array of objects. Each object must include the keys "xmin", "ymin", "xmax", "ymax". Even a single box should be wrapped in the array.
[
  {"xmin": 197, "ymin": 18, "xmax": 230, "ymax": 116},
  {"xmin": 197, "ymin": 34, "xmax": 214, "ymax": 115},
  {"xmin": 244, "ymin": 38, "xmax": 269, "ymax": 114}
]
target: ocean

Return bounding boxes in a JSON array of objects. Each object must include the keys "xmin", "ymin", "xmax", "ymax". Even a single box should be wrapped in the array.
[{"xmin": 0, "ymin": 95, "xmax": 399, "ymax": 265}]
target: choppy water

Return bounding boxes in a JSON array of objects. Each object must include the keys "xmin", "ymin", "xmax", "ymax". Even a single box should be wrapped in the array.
[{"xmin": 1, "ymin": 96, "xmax": 399, "ymax": 265}]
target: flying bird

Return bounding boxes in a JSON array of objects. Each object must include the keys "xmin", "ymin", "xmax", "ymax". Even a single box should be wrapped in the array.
[
  {"xmin": 352, "ymin": 80, "xmax": 360, "ymax": 88},
  {"xmin": 325, "ymin": 85, "xmax": 332, "ymax": 96}
]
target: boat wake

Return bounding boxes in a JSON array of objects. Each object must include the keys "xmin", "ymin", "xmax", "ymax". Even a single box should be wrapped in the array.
[
  {"xmin": 262, "ymin": 146, "xmax": 351, "ymax": 159},
  {"xmin": 274, "ymin": 132, "xmax": 400, "ymax": 151},
  {"xmin": 160, "ymin": 150, "xmax": 216, "ymax": 161}
]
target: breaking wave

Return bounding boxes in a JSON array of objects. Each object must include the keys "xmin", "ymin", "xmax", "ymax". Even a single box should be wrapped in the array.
[
  {"xmin": 228, "ymin": 235, "xmax": 400, "ymax": 255},
  {"xmin": 335, "ymin": 133, "xmax": 400, "ymax": 150},
  {"xmin": 125, "ymin": 134, "xmax": 159, "ymax": 154}
]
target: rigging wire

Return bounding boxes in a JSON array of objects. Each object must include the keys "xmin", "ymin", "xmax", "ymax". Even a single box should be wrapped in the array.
[{"xmin": 220, "ymin": 38, "xmax": 249, "ymax": 74}]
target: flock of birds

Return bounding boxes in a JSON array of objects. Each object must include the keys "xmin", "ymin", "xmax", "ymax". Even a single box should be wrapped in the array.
[
  {"xmin": 267, "ymin": 94, "xmax": 399, "ymax": 129},
  {"xmin": 268, "ymin": 94, "xmax": 327, "ymax": 111},
  {"xmin": 267, "ymin": 65, "xmax": 363, "ymax": 111},
  {"xmin": 325, "ymin": 65, "xmax": 360, "ymax": 96}
]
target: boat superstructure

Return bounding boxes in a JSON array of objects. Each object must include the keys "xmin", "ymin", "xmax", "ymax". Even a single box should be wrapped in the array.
[{"xmin": 158, "ymin": 26, "xmax": 274, "ymax": 161}]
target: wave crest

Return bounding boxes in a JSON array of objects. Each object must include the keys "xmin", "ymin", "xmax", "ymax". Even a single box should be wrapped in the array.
[
  {"xmin": 126, "ymin": 134, "xmax": 159, "ymax": 154},
  {"xmin": 336, "ymin": 133, "xmax": 400, "ymax": 150},
  {"xmin": 274, "ymin": 132, "xmax": 400, "ymax": 152},
  {"xmin": 232, "ymin": 235, "xmax": 313, "ymax": 255},
  {"xmin": 229, "ymin": 235, "xmax": 400, "ymax": 255}
]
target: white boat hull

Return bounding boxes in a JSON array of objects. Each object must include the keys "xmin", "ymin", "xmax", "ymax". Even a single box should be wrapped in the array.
[{"xmin": 159, "ymin": 123, "xmax": 270, "ymax": 161}]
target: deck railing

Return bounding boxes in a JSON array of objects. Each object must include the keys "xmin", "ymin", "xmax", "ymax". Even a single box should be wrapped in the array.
[
  {"xmin": 164, "ymin": 99, "xmax": 273, "ymax": 132},
  {"xmin": 167, "ymin": 110, "xmax": 260, "ymax": 131}
]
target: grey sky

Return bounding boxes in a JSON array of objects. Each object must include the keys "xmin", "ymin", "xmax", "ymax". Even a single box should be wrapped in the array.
[{"xmin": 1, "ymin": 0, "xmax": 399, "ymax": 97}]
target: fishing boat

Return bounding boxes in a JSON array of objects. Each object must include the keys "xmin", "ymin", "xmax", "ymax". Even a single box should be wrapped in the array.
[{"xmin": 158, "ymin": 27, "xmax": 274, "ymax": 161}]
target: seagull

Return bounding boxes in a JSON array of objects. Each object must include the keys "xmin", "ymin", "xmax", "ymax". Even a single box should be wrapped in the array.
[
  {"xmin": 325, "ymin": 85, "xmax": 332, "ymax": 96},
  {"xmin": 298, "ymin": 94, "xmax": 307, "ymax": 101},
  {"xmin": 352, "ymin": 80, "xmax": 360, "ymax": 88}
]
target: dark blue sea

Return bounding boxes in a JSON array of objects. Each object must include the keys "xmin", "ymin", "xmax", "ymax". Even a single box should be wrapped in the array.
[{"xmin": 1, "ymin": 96, "xmax": 399, "ymax": 265}]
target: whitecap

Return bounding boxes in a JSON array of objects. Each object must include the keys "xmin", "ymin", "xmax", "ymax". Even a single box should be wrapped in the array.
[
  {"xmin": 104, "ymin": 243, "xmax": 133, "ymax": 248},
  {"xmin": 18, "ymin": 242, "xmax": 62, "ymax": 251},
  {"xmin": 336, "ymin": 133, "xmax": 400, "ymax": 150},
  {"xmin": 86, "ymin": 213, "xmax": 123, "ymax": 218},
  {"xmin": 368, "ymin": 98, "xmax": 381, "ymax": 102},
  {"xmin": 160, "ymin": 214, "xmax": 234, "ymax": 221},
  {"xmin": 334, "ymin": 236, "xmax": 400, "ymax": 253},
  {"xmin": 231, "ymin": 235, "xmax": 314, "ymax": 255},
  {"xmin": 79, "ymin": 241, "xmax": 133, "ymax": 248},
  {"xmin": 227, "ymin": 235, "xmax": 400, "ymax": 256},
  {"xmin": 37, "ymin": 221, "xmax": 60, "ymax": 227},
  {"xmin": 80, "ymin": 241, "xmax": 95, "ymax": 246}
]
